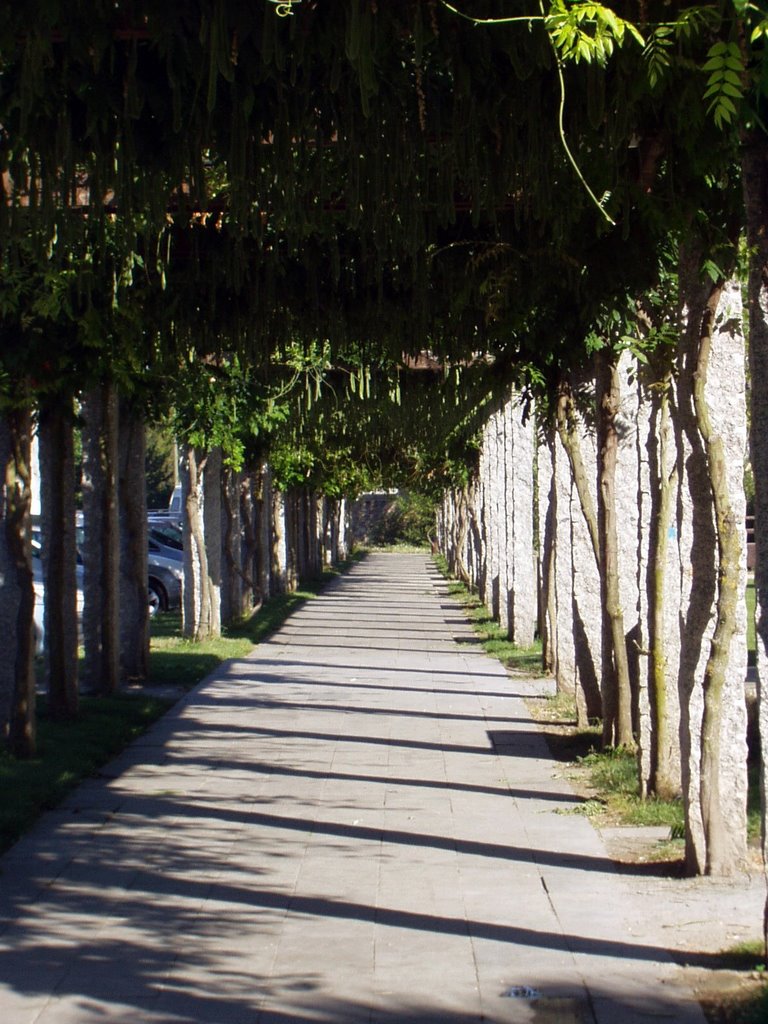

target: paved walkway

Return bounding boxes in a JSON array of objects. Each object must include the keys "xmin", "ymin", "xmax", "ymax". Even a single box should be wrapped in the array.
[{"xmin": 0, "ymin": 553, "xmax": 716, "ymax": 1023}]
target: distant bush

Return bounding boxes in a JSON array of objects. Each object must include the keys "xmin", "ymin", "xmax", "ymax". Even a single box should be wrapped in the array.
[{"xmin": 370, "ymin": 491, "xmax": 437, "ymax": 547}]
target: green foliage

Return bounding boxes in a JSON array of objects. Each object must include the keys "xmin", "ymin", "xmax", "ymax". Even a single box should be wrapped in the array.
[
  {"xmin": 703, "ymin": 40, "xmax": 745, "ymax": 130},
  {"xmin": 369, "ymin": 491, "xmax": 437, "ymax": 548},
  {"xmin": 145, "ymin": 424, "xmax": 177, "ymax": 510},
  {"xmin": 577, "ymin": 747, "xmax": 686, "ymax": 829},
  {"xmin": 546, "ymin": 0, "xmax": 644, "ymax": 66}
]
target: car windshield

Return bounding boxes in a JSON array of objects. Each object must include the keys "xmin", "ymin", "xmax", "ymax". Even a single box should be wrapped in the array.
[{"xmin": 148, "ymin": 523, "xmax": 183, "ymax": 550}]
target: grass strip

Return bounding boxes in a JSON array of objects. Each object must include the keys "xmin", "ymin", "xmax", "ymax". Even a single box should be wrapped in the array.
[
  {"xmin": 0, "ymin": 694, "xmax": 171, "ymax": 856},
  {"xmin": 1, "ymin": 555, "xmax": 362, "ymax": 856},
  {"xmin": 432, "ymin": 554, "xmax": 544, "ymax": 674}
]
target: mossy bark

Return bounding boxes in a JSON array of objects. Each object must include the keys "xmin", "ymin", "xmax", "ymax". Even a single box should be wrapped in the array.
[
  {"xmin": 596, "ymin": 352, "xmax": 635, "ymax": 751},
  {"xmin": 648, "ymin": 380, "xmax": 679, "ymax": 799}
]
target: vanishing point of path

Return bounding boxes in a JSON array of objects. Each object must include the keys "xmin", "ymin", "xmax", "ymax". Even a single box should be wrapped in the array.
[{"xmin": 0, "ymin": 553, "xmax": 707, "ymax": 1024}]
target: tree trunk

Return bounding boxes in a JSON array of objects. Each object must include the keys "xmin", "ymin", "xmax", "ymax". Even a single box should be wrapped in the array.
[
  {"xmin": 677, "ymin": 242, "xmax": 748, "ymax": 876},
  {"xmin": 81, "ymin": 383, "xmax": 120, "ymax": 695},
  {"xmin": 538, "ymin": 430, "xmax": 558, "ymax": 677},
  {"xmin": 0, "ymin": 407, "xmax": 36, "ymax": 757},
  {"xmin": 596, "ymin": 351, "xmax": 635, "ymax": 750},
  {"xmin": 182, "ymin": 444, "xmax": 213, "ymax": 641},
  {"xmin": 555, "ymin": 380, "xmax": 602, "ymax": 722},
  {"xmin": 647, "ymin": 378, "xmax": 680, "ymax": 798},
  {"xmin": 118, "ymin": 399, "xmax": 149, "ymax": 684},
  {"xmin": 742, "ymin": 128, "xmax": 768, "ymax": 949},
  {"xmin": 271, "ymin": 487, "xmax": 286, "ymax": 596},
  {"xmin": 38, "ymin": 395, "xmax": 79, "ymax": 717}
]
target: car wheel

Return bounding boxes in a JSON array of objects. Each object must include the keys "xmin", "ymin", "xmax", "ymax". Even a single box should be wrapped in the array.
[{"xmin": 148, "ymin": 578, "xmax": 168, "ymax": 616}]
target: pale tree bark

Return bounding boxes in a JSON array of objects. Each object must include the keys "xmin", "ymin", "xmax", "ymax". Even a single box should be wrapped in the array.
[
  {"xmin": 677, "ymin": 245, "xmax": 748, "ymax": 876},
  {"xmin": 38, "ymin": 394, "xmax": 79, "ymax": 717},
  {"xmin": 271, "ymin": 488, "xmax": 287, "ymax": 595},
  {"xmin": 742, "ymin": 133, "xmax": 768, "ymax": 948},
  {"xmin": 203, "ymin": 447, "xmax": 222, "ymax": 638},
  {"xmin": 259, "ymin": 463, "xmax": 273, "ymax": 598},
  {"xmin": 507, "ymin": 397, "xmax": 537, "ymax": 647},
  {"xmin": 556, "ymin": 381, "xmax": 602, "ymax": 722},
  {"xmin": 537, "ymin": 427, "xmax": 558, "ymax": 676},
  {"xmin": 81, "ymin": 383, "xmax": 120, "ymax": 695},
  {"xmin": 182, "ymin": 444, "xmax": 213, "ymax": 641},
  {"xmin": 118, "ymin": 399, "xmax": 149, "ymax": 684},
  {"xmin": 0, "ymin": 407, "xmax": 36, "ymax": 757},
  {"xmin": 595, "ymin": 350, "xmax": 634, "ymax": 750}
]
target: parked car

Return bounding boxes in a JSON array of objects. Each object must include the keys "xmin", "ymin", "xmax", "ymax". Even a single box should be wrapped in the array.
[
  {"xmin": 148, "ymin": 517, "xmax": 184, "ymax": 561},
  {"xmin": 31, "ymin": 540, "xmax": 84, "ymax": 656},
  {"xmin": 148, "ymin": 553, "xmax": 183, "ymax": 615}
]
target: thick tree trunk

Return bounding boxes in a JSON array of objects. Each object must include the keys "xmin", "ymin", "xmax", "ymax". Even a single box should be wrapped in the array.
[
  {"xmin": 0, "ymin": 407, "xmax": 36, "ymax": 757},
  {"xmin": 81, "ymin": 383, "xmax": 120, "ymax": 695},
  {"xmin": 38, "ymin": 395, "xmax": 79, "ymax": 718},
  {"xmin": 118, "ymin": 399, "xmax": 149, "ymax": 684},
  {"xmin": 742, "ymin": 131, "xmax": 768, "ymax": 949},
  {"xmin": 596, "ymin": 351, "xmax": 634, "ymax": 750}
]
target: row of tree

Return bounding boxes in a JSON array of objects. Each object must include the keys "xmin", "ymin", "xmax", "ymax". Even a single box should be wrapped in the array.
[
  {"xmin": 2, "ymin": 0, "xmax": 768, "ymax": 932},
  {"xmin": 439, "ymin": 268, "xmax": 749, "ymax": 879}
]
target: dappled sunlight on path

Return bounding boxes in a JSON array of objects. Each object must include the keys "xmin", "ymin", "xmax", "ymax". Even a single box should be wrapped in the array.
[{"xmin": 0, "ymin": 553, "xmax": 711, "ymax": 1022}]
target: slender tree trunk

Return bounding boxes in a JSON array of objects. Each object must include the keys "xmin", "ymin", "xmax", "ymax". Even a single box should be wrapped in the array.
[
  {"xmin": 596, "ymin": 351, "xmax": 635, "ymax": 750},
  {"xmin": 271, "ymin": 488, "xmax": 285, "ymax": 595},
  {"xmin": 118, "ymin": 399, "xmax": 149, "ymax": 684},
  {"xmin": 648, "ymin": 378, "xmax": 680, "ymax": 798},
  {"xmin": 539, "ymin": 430, "xmax": 558, "ymax": 677},
  {"xmin": 203, "ymin": 447, "xmax": 222, "ymax": 638},
  {"xmin": 742, "ymin": 130, "xmax": 768, "ymax": 950},
  {"xmin": 239, "ymin": 467, "xmax": 263, "ymax": 615},
  {"xmin": 555, "ymin": 379, "xmax": 602, "ymax": 722},
  {"xmin": 556, "ymin": 383, "xmax": 600, "ymax": 565},
  {"xmin": 182, "ymin": 444, "xmax": 212, "ymax": 641},
  {"xmin": 0, "ymin": 406, "xmax": 36, "ymax": 757},
  {"xmin": 81, "ymin": 383, "xmax": 120, "ymax": 695},
  {"xmin": 38, "ymin": 395, "xmax": 79, "ymax": 718}
]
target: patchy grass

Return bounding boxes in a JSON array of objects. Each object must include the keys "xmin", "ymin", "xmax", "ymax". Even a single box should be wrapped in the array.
[
  {"xmin": 576, "ymin": 746, "xmax": 686, "ymax": 831},
  {"xmin": 433, "ymin": 555, "xmax": 545, "ymax": 675}
]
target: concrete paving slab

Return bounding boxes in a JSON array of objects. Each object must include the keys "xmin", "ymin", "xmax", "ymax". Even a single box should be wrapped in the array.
[{"xmin": 0, "ymin": 552, "xmax": 750, "ymax": 1023}]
